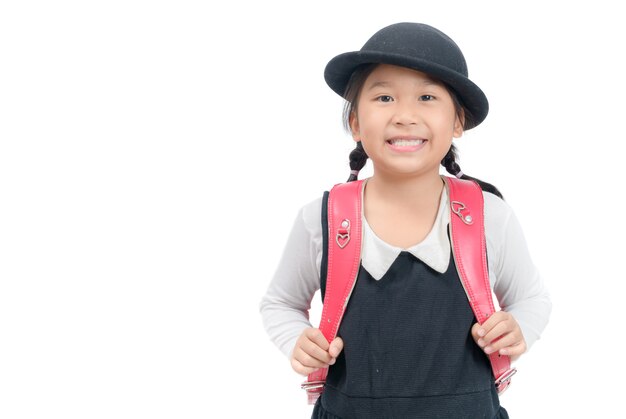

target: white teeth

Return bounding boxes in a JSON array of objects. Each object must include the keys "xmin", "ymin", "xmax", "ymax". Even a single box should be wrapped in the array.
[{"xmin": 389, "ymin": 139, "xmax": 424, "ymax": 146}]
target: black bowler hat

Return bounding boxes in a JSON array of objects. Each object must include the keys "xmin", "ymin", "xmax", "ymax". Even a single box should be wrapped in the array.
[{"xmin": 324, "ymin": 22, "xmax": 489, "ymax": 129}]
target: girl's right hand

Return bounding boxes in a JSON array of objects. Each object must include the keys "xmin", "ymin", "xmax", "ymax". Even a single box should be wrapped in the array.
[{"xmin": 290, "ymin": 327, "xmax": 344, "ymax": 376}]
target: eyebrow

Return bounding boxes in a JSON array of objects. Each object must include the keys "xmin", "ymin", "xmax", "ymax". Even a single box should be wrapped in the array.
[
  {"xmin": 365, "ymin": 78, "xmax": 442, "ymax": 91},
  {"xmin": 366, "ymin": 81, "xmax": 391, "ymax": 90}
]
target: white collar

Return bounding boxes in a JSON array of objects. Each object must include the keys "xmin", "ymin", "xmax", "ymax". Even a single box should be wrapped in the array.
[{"xmin": 361, "ymin": 186, "xmax": 451, "ymax": 280}]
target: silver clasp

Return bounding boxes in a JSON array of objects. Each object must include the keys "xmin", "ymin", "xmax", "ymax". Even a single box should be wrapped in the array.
[
  {"xmin": 301, "ymin": 380, "xmax": 325, "ymax": 391},
  {"xmin": 451, "ymin": 201, "xmax": 473, "ymax": 225},
  {"xmin": 495, "ymin": 367, "xmax": 517, "ymax": 394},
  {"xmin": 336, "ymin": 219, "xmax": 351, "ymax": 248}
]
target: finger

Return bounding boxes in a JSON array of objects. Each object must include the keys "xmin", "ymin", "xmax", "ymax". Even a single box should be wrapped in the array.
[
  {"xmin": 497, "ymin": 341, "xmax": 527, "ymax": 358},
  {"xmin": 483, "ymin": 332, "xmax": 520, "ymax": 355},
  {"xmin": 305, "ymin": 328, "xmax": 330, "ymax": 351},
  {"xmin": 476, "ymin": 322, "xmax": 508, "ymax": 349},
  {"xmin": 290, "ymin": 357, "xmax": 321, "ymax": 376},
  {"xmin": 496, "ymin": 330, "xmax": 526, "ymax": 353},
  {"xmin": 300, "ymin": 337, "xmax": 334, "ymax": 365},
  {"xmin": 481, "ymin": 320, "xmax": 513, "ymax": 346},
  {"xmin": 292, "ymin": 346, "xmax": 331, "ymax": 370},
  {"xmin": 470, "ymin": 323, "xmax": 482, "ymax": 341},
  {"xmin": 329, "ymin": 337, "xmax": 344, "ymax": 358},
  {"xmin": 476, "ymin": 311, "xmax": 508, "ymax": 337}
]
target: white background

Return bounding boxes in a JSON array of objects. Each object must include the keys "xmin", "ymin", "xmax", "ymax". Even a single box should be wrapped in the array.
[{"xmin": 1, "ymin": 1, "xmax": 624, "ymax": 417}]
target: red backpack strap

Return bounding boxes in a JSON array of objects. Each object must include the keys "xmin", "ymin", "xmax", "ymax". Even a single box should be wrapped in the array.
[
  {"xmin": 445, "ymin": 176, "xmax": 516, "ymax": 394},
  {"xmin": 301, "ymin": 180, "xmax": 364, "ymax": 404}
]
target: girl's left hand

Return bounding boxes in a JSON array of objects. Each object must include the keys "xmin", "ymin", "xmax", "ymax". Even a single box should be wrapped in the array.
[{"xmin": 471, "ymin": 311, "xmax": 526, "ymax": 362}]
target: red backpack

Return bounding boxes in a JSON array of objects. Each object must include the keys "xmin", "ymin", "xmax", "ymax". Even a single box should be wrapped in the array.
[{"xmin": 301, "ymin": 177, "xmax": 516, "ymax": 404}]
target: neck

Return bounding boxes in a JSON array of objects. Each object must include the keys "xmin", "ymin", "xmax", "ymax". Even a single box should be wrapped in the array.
[{"xmin": 365, "ymin": 171, "xmax": 445, "ymax": 210}]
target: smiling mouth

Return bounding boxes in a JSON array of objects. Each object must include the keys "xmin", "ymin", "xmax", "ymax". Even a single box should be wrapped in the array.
[{"xmin": 386, "ymin": 138, "xmax": 426, "ymax": 146}]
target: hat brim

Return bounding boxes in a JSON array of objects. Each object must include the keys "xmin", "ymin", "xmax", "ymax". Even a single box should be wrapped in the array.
[{"xmin": 324, "ymin": 51, "xmax": 488, "ymax": 129}]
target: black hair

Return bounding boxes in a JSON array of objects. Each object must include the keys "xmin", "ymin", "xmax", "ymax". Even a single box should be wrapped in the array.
[
  {"xmin": 347, "ymin": 141, "xmax": 368, "ymax": 182},
  {"xmin": 342, "ymin": 64, "xmax": 503, "ymax": 199},
  {"xmin": 343, "ymin": 64, "xmax": 377, "ymax": 182},
  {"xmin": 441, "ymin": 144, "xmax": 503, "ymax": 199}
]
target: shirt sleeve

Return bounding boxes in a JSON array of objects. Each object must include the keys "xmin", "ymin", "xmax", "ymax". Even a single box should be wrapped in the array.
[
  {"xmin": 484, "ymin": 192, "xmax": 552, "ymax": 351},
  {"xmin": 259, "ymin": 198, "xmax": 324, "ymax": 358}
]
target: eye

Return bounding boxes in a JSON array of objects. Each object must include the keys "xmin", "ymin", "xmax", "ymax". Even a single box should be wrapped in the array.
[
  {"xmin": 376, "ymin": 95, "xmax": 394, "ymax": 103},
  {"xmin": 419, "ymin": 95, "xmax": 435, "ymax": 101}
]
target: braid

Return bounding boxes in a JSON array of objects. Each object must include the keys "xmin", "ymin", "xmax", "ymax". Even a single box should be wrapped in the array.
[
  {"xmin": 441, "ymin": 145, "xmax": 504, "ymax": 199},
  {"xmin": 441, "ymin": 145, "xmax": 463, "ymax": 176},
  {"xmin": 347, "ymin": 141, "xmax": 368, "ymax": 182}
]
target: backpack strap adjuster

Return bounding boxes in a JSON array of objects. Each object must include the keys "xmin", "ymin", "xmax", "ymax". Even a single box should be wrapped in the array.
[
  {"xmin": 495, "ymin": 367, "xmax": 518, "ymax": 393},
  {"xmin": 336, "ymin": 219, "xmax": 351, "ymax": 249},
  {"xmin": 451, "ymin": 200, "xmax": 474, "ymax": 225}
]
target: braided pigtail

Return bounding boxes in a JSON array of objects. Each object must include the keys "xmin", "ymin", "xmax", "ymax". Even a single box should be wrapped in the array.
[
  {"xmin": 441, "ymin": 144, "xmax": 504, "ymax": 199},
  {"xmin": 347, "ymin": 141, "xmax": 368, "ymax": 182}
]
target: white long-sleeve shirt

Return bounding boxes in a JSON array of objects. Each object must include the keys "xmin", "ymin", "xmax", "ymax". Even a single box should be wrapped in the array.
[{"xmin": 260, "ymin": 183, "xmax": 552, "ymax": 358}]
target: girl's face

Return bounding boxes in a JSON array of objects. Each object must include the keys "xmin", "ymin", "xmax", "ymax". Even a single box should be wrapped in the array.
[{"xmin": 350, "ymin": 64, "xmax": 463, "ymax": 179}]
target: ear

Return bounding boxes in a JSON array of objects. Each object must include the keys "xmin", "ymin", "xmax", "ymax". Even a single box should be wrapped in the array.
[
  {"xmin": 349, "ymin": 111, "xmax": 360, "ymax": 142},
  {"xmin": 453, "ymin": 109, "xmax": 465, "ymax": 139}
]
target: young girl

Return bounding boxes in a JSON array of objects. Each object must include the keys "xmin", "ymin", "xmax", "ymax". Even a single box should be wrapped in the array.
[{"xmin": 260, "ymin": 22, "xmax": 551, "ymax": 418}]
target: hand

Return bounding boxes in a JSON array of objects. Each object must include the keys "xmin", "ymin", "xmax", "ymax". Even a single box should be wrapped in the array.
[
  {"xmin": 471, "ymin": 311, "xmax": 526, "ymax": 362},
  {"xmin": 290, "ymin": 327, "xmax": 344, "ymax": 376}
]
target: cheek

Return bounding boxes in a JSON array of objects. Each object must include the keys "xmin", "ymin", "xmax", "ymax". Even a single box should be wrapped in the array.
[
  {"xmin": 354, "ymin": 113, "xmax": 377, "ymax": 138},
  {"xmin": 432, "ymin": 111, "xmax": 459, "ymax": 135}
]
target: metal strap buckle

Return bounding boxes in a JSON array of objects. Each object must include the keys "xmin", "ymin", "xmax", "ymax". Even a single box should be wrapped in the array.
[
  {"xmin": 495, "ymin": 367, "xmax": 517, "ymax": 393},
  {"xmin": 301, "ymin": 380, "xmax": 325, "ymax": 391}
]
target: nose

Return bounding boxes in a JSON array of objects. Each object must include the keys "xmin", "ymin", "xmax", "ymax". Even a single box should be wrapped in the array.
[{"xmin": 391, "ymin": 101, "xmax": 420, "ymax": 126}]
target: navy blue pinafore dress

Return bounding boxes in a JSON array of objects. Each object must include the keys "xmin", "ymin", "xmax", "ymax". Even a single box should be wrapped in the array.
[{"xmin": 312, "ymin": 199, "xmax": 509, "ymax": 418}]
